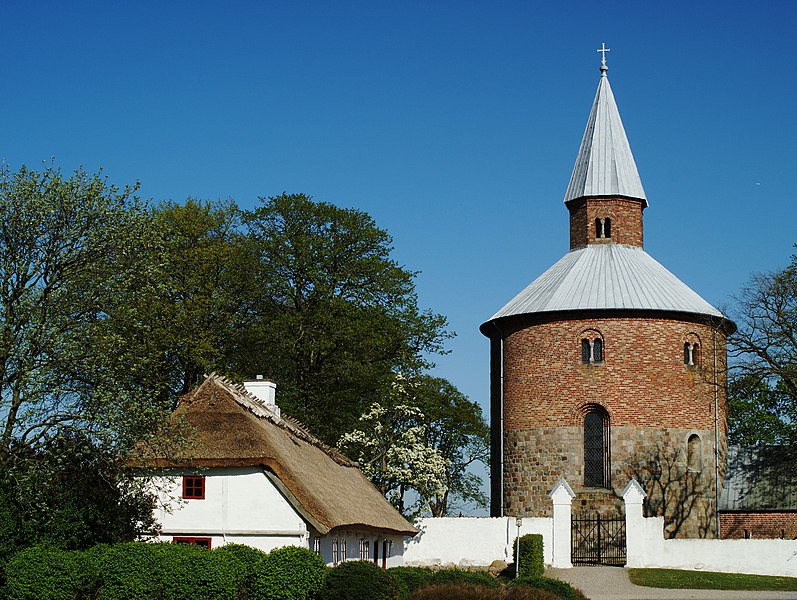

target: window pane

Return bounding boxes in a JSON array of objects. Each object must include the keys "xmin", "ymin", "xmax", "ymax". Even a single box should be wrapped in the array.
[
  {"xmin": 582, "ymin": 339, "xmax": 591, "ymax": 363},
  {"xmin": 593, "ymin": 338, "xmax": 603, "ymax": 362},
  {"xmin": 584, "ymin": 411, "xmax": 606, "ymax": 487}
]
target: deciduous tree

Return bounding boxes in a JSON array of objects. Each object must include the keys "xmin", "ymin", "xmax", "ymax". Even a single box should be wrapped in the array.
[
  {"xmin": 729, "ymin": 257, "xmax": 797, "ymax": 444},
  {"xmin": 242, "ymin": 193, "xmax": 449, "ymax": 443},
  {"xmin": 0, "ymin": 164, "xmax": 164, "ymax": 463}
]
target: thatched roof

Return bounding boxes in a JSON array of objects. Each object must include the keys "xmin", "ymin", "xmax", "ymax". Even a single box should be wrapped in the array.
[{"xmin": 128, "ymin": 374, "xmax": 416, "ymax": 536}]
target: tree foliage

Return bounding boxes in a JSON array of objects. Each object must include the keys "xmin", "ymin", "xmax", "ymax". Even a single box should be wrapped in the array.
[
  {"xmin": 0, "ymin": 163, "xmax": 167, "ymax": 462},
  {"xmin": 339, "ymin": 374, "xmax": 488, "ymax": 517},
  {"xmin": 413, "ymin": 375, "xmax": 489, "ymax": 516},
  {"xmin": 728, "ymin": 256, "xmax": 797, "ymax": 444},
  {"xmin": 242, "ymin": 193, "xmax": 450, "ymax": 443},
  {"xmin": 0, "ymin": 431, "xmax": 157, "ymax": 562},
  {"xmin": 0, "ymin": 166, "xmax": 480, "ymax": 547},
  {"xmin": 338, "ymin": 376, "xmax": 448, "ymax": 516}
]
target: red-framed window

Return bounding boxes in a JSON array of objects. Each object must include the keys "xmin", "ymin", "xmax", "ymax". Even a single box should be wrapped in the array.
[
  {"xmin": 182, "ymin": 475, "xmax": 205, "ymax": 499},
  {"xmin": 173, "ymin": 536, "xmax": 211, "ymax": 548}
]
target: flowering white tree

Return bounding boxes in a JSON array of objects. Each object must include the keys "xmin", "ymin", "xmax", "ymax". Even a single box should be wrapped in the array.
[{"xmin": 338, "ymin": 377, "xmax": 448, "ymax": 516}]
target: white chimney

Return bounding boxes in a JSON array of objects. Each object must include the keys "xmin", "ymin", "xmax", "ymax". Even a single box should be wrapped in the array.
[{"xmin": 243, "ymin": 376, "xmax": 280, "ymax": 418}]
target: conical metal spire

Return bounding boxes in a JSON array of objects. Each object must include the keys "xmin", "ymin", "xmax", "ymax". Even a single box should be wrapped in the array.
[{"xmin": 563, "ymin": 49, "xmax": 648, "ymax": 206}]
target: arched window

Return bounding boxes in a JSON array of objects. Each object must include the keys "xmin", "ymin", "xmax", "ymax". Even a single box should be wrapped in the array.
[
  {"xmin": 581, "ymin": 339, "xmax": 591, "ymax": 363},
  {"xmin": 593, "ymin": 338, "xmax": 603, "ymax": 363},
  {"xmin": 595, "ymin": 218, "xmax": 603, "ymax": 239},
  {"xmin": 687, "ymin": 434, "xmax": 702, "ymax": 471},
  {"xmin": 683, "ymin": 341, "xmax": 700, "ymax": 367},
  {"xmin": 584, "ymin": 407, "xmax": 610, "ymax": 487},
  {"xmin": 604, "ymin": 217, "xmax": 612, "ymax": 238},
  {"xmin": 581, "ymin": 334, "xmax": 605, "ymax": 364}
]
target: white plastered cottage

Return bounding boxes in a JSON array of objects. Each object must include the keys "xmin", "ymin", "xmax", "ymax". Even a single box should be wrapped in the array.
[{"xmin": 128, "ymin": 374, "xmax": 416, "ymax": 567}]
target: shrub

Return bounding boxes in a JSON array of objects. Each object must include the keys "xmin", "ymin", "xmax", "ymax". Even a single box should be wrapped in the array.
[
  {"xmin": 320, "ymin": 560, "xmax": 399, "ymax": 600},
  {"xmin": 513, "ymin": 535, "xmax": 544, "ymax": 578},
  {"xmin": 159, "ymin": 542, "xmax": 239, "ymax": 600},
  {"xmin": 252, "ymin": 545, "xmax": 327, "ymax": 600},
  {"xmin": 409, "ymin": 583, "xmax": 499, "ymax": 600},
  {"xmin": 213, "ymin": 544, "xmax": 268, "ymax": 599},
  {"xmin": 503, "ymin": 587, "xmax": 563, "ymax": 600},
  {"xmin": 388, "ymin": 566, "xmax": 435, "ymax": 598},
  {"xmin": 94, "ymin": 541, "xmax": 168, "ymax": 599},
  {"xmin": 5, "ymin": 545, "xmax": 98, "ymax": 600},
  {"xmin": 429, "ymin": 569, "xmax": 498, "ymax": 589},
  {"xmin": 509, "ymin": 577, "xmax": 589, "ymax": 600}
]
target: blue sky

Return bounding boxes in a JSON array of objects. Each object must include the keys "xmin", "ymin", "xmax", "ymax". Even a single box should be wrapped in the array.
[{"xmin": 3, "ymin": 2, "xmax": 796, "ymax": 506}]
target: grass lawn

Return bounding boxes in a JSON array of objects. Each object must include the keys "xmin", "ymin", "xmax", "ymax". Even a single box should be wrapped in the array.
[{"xmin": 628, "ymin": 568, "xmax": 797, "ymax": 592}]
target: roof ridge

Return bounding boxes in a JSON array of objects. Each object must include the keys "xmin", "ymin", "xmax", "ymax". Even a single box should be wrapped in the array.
[{"xmin": 207, "ymin": 373, "xmax": 356, "ymax": 468}]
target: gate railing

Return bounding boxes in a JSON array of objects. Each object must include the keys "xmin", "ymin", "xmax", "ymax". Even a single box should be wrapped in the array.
[{"xmin": 571, "ymin": 514, "xmax": 626, "ymax": 566}]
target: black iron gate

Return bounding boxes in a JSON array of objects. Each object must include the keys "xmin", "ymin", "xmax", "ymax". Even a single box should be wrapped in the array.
[{"xmin": 571, "ymin": 514, "xmax": 626, "ymax": 566}]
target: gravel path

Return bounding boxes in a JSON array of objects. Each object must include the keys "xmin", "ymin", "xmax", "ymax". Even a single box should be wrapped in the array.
[{"xmin": 545, "ymin": 566, "xmax": 797, "ymax": 600}]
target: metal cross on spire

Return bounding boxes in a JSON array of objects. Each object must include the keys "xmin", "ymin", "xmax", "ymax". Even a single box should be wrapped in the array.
[{"xmin": 597, "ymin": 42, "xmax": 610, "ymax": 75}]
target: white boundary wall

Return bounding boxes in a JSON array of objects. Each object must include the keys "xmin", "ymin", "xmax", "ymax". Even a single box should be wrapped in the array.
[
  {"xmin": 624, "ymin": 479, "xmax": 797, "ymax": 577},
  {"xmin": 404, "ymin": 517, "xmax": 553, "ymax": 568}
]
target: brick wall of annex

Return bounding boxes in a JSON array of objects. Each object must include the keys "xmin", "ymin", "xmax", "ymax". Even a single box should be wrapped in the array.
[
  {"xmin": 568, "ymin": 197, "xmax": 645, "ymax": 249},
  {"xmin": 720, "ymin": 512, "xmax": 797, "ymax": 539},
  {"xmin": 505, "ymin": 425, "xmax": 724, "ymax": 538},
  {"xmin": 502, "ymin": 317, "xmax": 727, "ymax": 432}
]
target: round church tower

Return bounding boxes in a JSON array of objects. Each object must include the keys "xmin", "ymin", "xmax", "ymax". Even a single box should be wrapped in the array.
[{"xmin": 480, "ymin": 56, "xmax": 735, "ymax": 539}]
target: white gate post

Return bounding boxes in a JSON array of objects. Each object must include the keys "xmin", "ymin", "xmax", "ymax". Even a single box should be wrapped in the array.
[
  {"xmin": 622, "ymin": 479, "xmax": 647, "ymax": 568},
  {"xmin": 548, "ymin": 479, "xmax": 575, "ymax": 568}
]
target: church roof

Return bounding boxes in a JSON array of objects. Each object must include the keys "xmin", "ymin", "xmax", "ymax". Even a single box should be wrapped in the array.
[
  {"xmin": 127, "ymin": 374, "xmax": 417, "ymax": 536},
  {"xmin": 484, "ymin": 244, "xmax": 725, "ymax": 324},
  {"xmin": 720, "ymin": 445, "xmax": 797, "ymax": 511},
  {"xmin": 563, "ymin": 66, "xmax": 647, "ymax": 206}
]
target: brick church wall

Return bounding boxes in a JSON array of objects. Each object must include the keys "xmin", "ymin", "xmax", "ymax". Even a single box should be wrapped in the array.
[{"xmin": 501, "ymin": 315, "xmax": 728, "ymax": 538}]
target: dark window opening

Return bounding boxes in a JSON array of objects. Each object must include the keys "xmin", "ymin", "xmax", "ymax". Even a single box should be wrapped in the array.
[
  {"xmin": 595, "ymin": 218, "xmax": 603, "ymax": 239},
  {"xmin": 604, "ymin": 218, "xmax": 611, "ymax": 238},
  {"xmin": 581, "ymin": 339, "xmax": 591, "ymax": 363},
  {"xmin": 584, "ymin": 408, "xmax": 611, "ymax": 487},
  {"xmin": 182, "ymin": 475, "xmax": 205, "ymax": 499},
  {"xmin": 593, "ymin": 338, "xmax": 603, "ymax": 363}
]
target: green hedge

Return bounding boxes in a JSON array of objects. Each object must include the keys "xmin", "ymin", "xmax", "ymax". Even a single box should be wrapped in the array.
[
  {"xmin": 158, "ymin": 542, "xmax": 239, "ymax": 600},
  {"xmin": 5, "ymin": 545, "xmax": 98, "ymax": 600},
  {"xmin": 4, "ymin": 541, "xmax": 320, "ymax": 600},
  {"xmin": 253, "ymin": 545, "xmax": 327, "ymax": 600},
  {"xmin": 429, "ymin": 569, "xmax": 499, "ymax": 588},
  {"xmin": 212, "ymin": 543, "xmax": 267, "ymax": 599},
  {"xmin": 320, "ymin": 560, "xmax": 398, "ymax": 600},
  {"xmin": 388, "ymin": 566, "xmax": 435, "ymax": 598},
  {"xmin": 509, "ymin": 576, "xmax": 589, "ymax": 600},
  {"xmin": 513, "ymin": 534, "xmax": 544, "ymax": 578}
]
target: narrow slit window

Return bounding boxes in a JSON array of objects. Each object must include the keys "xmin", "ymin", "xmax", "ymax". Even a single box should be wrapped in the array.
[
  {"xmin": 581, "ymin": 339, "xmax": 591, "ymax": 363},
  {"xmin": 604, "ymin": 218, "xmax": 612, "ymax": 238},
  {"xmin": 593, "ymin": 338, "xmax": 603, "ymax": 363},
  {"xmin": 595, "ymin": 218, "xmax": 603, "ymax": 239},
  {"xmin": 584, "ymin": 408, "xmax": 610, "ymax": 487}
]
